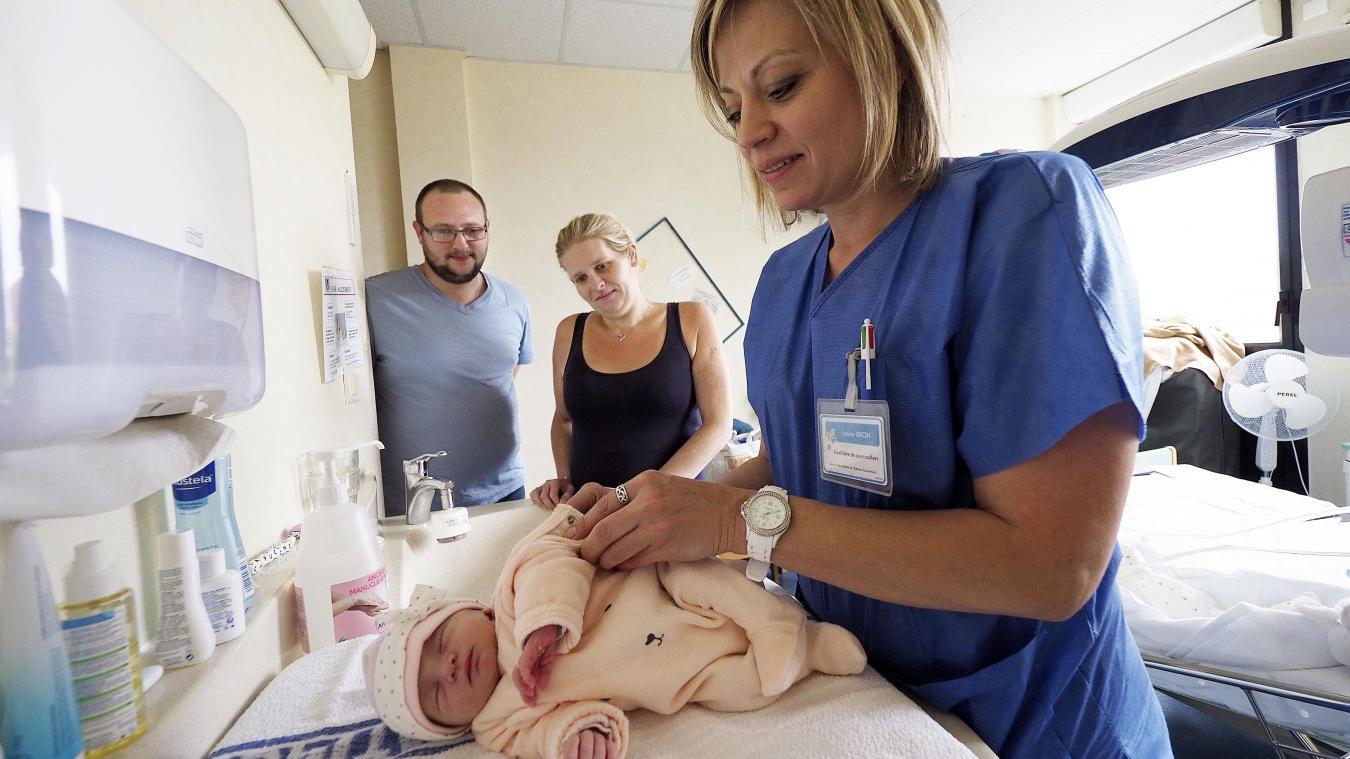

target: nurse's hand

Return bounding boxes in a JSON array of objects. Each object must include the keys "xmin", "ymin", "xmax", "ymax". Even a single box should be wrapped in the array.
[
  {"xmin": 564, "ymin": 471, "xmax": 750, "ymax": 570},
  {"xmin": 530, "ymin": 478, "xmax": 576, "ymax": 510}
]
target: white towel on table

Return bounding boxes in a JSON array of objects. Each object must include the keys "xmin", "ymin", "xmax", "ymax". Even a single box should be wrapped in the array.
[{"xmin": 211, "ymin": 636, "xmax": 977, "ymax": 758}]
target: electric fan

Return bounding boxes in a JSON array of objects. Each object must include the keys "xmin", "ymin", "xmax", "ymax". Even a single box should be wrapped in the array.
[{"xmin": 1221, "ymin": 349, "xmax": 1340, "ymax": 486}]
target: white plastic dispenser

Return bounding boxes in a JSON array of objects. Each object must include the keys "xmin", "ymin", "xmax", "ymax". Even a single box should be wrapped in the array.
[
  {"xmin": 154, "ymin": 529, "xmax": 215, "ymax": 668},
  {"xmin": 0, "ymin": 523, "xmax": 84, "ymax": 759},
  {"xmin": 0, "ymin": 0, "xmax": 264, "ymax": 452},
  {"xmin": 295, "ymin": 447, "xmax": 389, "ymax": 653},
  {"xmin": 198, "ymin": 548, "xmax": 246, "ymax": 645},
  {"xmin": 298, "ymin": 440, "xmax": 384, "ymax": 517},
  {"xmin": 60, "ymin": 541, "xmax": 147, "ymax": 757}
]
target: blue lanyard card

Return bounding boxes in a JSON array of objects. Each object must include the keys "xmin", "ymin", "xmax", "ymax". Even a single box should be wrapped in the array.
[{"xmin": 817, "ymin": 398, "xmax": 893, "ymax": 496}]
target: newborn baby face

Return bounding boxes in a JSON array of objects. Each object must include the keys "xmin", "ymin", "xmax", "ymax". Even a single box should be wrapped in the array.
[{"xmin": 417, "ymin": 608, "xmax": 501, "ymax": 727}]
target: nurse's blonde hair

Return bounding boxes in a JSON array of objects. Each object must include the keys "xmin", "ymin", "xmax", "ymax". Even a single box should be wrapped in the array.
[
  {"xmin": 690, "ymin": 0, "xmax": 949, "ymax": 229},
  {"xmin": 555, "ymin": 213, "xmax": 637, "ymax": 259}
]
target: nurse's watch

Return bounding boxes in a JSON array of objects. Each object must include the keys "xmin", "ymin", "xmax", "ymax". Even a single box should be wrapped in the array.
[{"xmin": 740, "ymin": 485, "xmax": 791, "ymax": 582}]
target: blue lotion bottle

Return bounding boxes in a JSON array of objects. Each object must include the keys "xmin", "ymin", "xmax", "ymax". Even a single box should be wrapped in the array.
[
  {"xmin": 0, "ymin": 522, "xmax": 85, "ymax": 759},
  {"xmin": 172, "ymin": 456, "xmax": 254, "ymax": 612}
]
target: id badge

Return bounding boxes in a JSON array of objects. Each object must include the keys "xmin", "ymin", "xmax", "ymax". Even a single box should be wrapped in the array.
[{"xmin": 817, "ymin": 398, "xmax": 893, "ymax": 496}]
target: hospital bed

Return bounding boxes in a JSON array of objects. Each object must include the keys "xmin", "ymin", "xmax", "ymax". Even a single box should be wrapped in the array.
[
  {"xmin": 209, "ymin": 500, "xmax": 995, "ymax": 759},
  {"xmin": 1120, "ymin": 464, "xmax": 1350, "ymax": 757}
]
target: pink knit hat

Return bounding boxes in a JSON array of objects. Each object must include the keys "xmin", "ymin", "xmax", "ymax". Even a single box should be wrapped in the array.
[{"xmin": 362, "ymin": 584, "xmax": 491, "ymax": 740}]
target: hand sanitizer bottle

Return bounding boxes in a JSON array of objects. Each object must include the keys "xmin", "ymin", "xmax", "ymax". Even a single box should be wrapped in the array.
[{"xmin": 295, "ymin": 448, "xmax": 389, "ymax": 653}]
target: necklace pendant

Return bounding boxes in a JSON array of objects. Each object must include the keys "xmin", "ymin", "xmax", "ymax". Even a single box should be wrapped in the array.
[{"xmin": 616, "ymin": 333, "xmax": 626, "ymax": 341}]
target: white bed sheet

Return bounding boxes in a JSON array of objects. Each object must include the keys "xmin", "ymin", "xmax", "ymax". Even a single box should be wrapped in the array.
[
  {"xmin": 210, "ymin": 636, "xmax": 979, "ymax": 759},
  {"xmin": 1119, "ymin": 465, "xmax": 1350, "ymax": 703}
]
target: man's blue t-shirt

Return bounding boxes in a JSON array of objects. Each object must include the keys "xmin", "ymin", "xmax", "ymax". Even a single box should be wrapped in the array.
[
  {"xmin": 366, "ymin": 267, "xmax": 533, "ymax": 511},
  {"xmin": 744, "ymin": 152, "xmax": 1171, "ymax": 758}
]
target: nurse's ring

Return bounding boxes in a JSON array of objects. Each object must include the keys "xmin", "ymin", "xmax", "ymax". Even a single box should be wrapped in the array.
[{"xmin": 615, "ymin": 484, "xmax": 631, "ymax": 505}]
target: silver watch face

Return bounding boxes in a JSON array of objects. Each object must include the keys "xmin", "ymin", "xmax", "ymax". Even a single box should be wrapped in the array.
[{"xmin": 744, "ymin": 491, "xmax": 789, "ymax": 536}]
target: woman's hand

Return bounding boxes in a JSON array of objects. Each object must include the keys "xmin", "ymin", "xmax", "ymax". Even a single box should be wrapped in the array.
[
  {"xmin": 529, "ymin": 478, "xmax": 576, "ymax": 510},
  {"xmin": 561, "ymin": 728, "xmax": 618, "ymax": 759},
  {"xmin": 513, "ymin": 624, "xmax": 562, "ymax": 706},
  {"xmin": 564, "ymin": 471, "xmax": 749, "ymax": 570}
]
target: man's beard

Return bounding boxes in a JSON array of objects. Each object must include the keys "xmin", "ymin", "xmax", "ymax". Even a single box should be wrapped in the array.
[{"xmin": 425, "ymin": 250, "xmax": 484, "ymax": 285}]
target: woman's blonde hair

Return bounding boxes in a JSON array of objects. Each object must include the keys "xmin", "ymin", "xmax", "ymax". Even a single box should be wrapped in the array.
[
  {"xmin": 555, "ymin": 213, "xmax": 637, "ymax": 259},
  {"xmin": 690, "ymin": 0, "xmax": 948, "ymax": 229}
]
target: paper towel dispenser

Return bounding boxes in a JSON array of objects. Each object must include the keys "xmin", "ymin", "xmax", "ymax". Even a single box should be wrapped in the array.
[{"xmin": 0, "ymin": 0, "xmax": 265, "ymax": 450}]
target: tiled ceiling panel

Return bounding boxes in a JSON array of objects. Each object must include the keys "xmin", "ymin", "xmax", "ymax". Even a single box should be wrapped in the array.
[
  {"xmin": 361, "ymin": 0, "xmax": 424, "ymax": 46},
  {"xmin": 563, "ymin": 0, "xmax": 695, "ymax": 71},
  {"xmin": 359, "ymin": 0, "xmax": 1269, "ymax": 97},
  {"xmin": 948, "ymin": 0, "xmax": 1254, "ymax": 95},
  {"xmin": 418, "ymin": 0, "xmax": 566, "ymax": 63}
]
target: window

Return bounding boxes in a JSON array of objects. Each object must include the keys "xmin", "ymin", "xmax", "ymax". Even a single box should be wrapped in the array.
[{"xmin": 1106, "ymin": 145, "xmax": 1282, "ymax": 344}]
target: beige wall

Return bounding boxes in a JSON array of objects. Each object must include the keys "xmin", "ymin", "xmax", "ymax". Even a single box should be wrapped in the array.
[
  {"xmin": 353, "ymin": 51, "xmax": 406, "ymax": 277},
  {"xmin": 0, "ymin": 0, "xmax": 380, "ymax": 636},
  {"xmin": 350, "ymin": 54, "xmax": 1049, "ymax": 489},
  {"xmin": 389, "ymin": 46, "xmax": 475, "ymax": 265}
]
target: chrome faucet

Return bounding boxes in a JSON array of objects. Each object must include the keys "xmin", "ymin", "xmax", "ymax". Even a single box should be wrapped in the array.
[{"xmin": 403, "ymin": 451, "xmax": 455, "ymax": 526}]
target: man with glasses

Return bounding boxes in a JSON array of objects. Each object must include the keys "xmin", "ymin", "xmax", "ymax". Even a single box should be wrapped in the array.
[{"xmin": 366, "ymin": 179, "xmax": 534, "ymax": 515}]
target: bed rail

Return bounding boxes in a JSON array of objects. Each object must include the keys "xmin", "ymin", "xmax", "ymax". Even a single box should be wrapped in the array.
[{"xmin": 1145, "ymin": 656, "xmax": 1350, "ymax": 758}]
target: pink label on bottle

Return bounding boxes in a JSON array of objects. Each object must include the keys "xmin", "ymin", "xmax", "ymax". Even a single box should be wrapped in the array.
[{"xmin": 297, "ymin": 567, "xmax": 389, "ymax": 652}]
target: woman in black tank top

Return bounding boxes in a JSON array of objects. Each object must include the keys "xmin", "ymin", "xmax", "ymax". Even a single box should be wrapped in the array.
[{"xmin": 529, "ymin": 214, "xmax": 732, "ymax": 509}]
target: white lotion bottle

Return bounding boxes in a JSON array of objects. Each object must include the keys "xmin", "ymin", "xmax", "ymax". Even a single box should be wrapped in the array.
[
  {"xmin": 154, "ymin": 530, "xmax": 215, "ymax": 668},
  {"xmin": 197, "ymin": 548, "xmax": 246, "ymax": 644}
]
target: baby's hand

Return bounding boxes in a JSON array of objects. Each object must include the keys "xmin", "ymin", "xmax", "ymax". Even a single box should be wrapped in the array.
[
  {"xmin": 560, "ymin": 728, "xmax": 617, "ymax": 759},
  {"xmin": 513, "ymin": 624, "xmax": 562, "ymax": 706}
]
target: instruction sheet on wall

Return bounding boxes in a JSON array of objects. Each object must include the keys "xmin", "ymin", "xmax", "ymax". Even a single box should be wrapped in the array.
[{"xmin": 322, "ymin": 266, "xmax": 366, "ymax": 383}]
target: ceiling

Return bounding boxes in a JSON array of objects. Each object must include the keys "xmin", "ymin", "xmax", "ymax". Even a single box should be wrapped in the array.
[{"xmin": 357, "ymin": 0, "xmax": 1253, "ymax": 97}]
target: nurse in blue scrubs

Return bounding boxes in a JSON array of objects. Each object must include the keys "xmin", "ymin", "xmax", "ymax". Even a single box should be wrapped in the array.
[{"xmin": 566, "ymin": 0, "xmax": 1172, "ymax": 756}]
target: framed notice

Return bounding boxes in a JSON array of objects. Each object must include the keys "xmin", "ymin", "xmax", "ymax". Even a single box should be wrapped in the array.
[{"xmin": 635, "ymin": 218, "xmax": 744, "ymax": 342}]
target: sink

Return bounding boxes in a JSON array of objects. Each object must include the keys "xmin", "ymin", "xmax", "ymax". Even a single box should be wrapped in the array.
[{"xmin": 380, "ymin": 499, "xmax": 546, "ymax": 607}]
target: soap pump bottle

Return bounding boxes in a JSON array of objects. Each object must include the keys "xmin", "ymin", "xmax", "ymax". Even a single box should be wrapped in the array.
[
  {"xmin": 295, "ymin": 443, "xmax": 389, "ymax": 654},
  {"xmin": 297, "ymin": 440, "xmax": 384, "ymax": 518}
]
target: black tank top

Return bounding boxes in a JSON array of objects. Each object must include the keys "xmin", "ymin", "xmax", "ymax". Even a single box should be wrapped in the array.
[{"xmin": 563, "ymin": 302, "xmax": 703, "ymax": 487}]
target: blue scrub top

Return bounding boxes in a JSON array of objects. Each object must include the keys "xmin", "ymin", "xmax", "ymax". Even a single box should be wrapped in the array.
[{"xmin": 744, "ymin": 152, "xmax": 1171, "ymax": 758}]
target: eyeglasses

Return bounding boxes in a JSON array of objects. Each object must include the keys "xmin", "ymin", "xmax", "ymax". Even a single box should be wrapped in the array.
[{"xmin": 420, "ymin": 224, "xmax": 488, "ymax": 243}]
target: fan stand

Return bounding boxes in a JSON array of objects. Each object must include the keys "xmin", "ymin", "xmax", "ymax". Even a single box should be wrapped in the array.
[{"xmin": 1255, "ymin": 416, "xmax": 1278, "ymax": 486}]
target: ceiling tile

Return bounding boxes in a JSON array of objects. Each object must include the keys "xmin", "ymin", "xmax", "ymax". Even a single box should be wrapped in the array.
[
  {"xmin": 360, "ymin": 0, "xmax": 424, "ymax": 47},
  {"xmin": 563, "ymin": 0, "xmax": 694, "ymax": 71},
  {"xmin": 608, "ymin": 0, "xmax": 700, "ymax": 7},
  {"xmin": 366, "ymin": 0, "xmax": 1274, "ymax": 102},
  {"xmin": 947, "ymin": 32, "xmax": 1031, "ymax": 90},
  {"xmin": 974, "ymin": 44, "xmax": 1122, "ymax": 96},
  {"xmin": 950, "ymin": 0, "xmax": 1064, "ymax": 42},
  {"xmin": 938, "ymin": 0, "xmax": 982, "ymax": 23},
  {"xmin": 418, "ymin": 0, "xmax": 566, "ymax": 63}
]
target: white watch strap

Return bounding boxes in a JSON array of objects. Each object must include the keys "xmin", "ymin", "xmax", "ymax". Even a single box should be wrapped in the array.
[{"xmin": 743, "ymin": 531, "xmax": 779, "ymax": 581}]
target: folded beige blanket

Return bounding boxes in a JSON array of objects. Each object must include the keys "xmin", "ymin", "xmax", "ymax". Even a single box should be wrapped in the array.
[{"xmin": 1142, "ymin": 318, "xmax": 1245, "ymax": 390}]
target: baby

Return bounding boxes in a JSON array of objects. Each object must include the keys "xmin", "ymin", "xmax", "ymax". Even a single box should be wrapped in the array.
[{"xmin": 363, "ymin": 504, "xmax": 866, "ymax": 759}]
